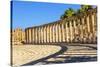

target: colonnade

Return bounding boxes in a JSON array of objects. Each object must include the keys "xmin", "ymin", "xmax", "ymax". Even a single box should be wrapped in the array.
[{"xmin": 25, "ymin": 9, "xmax": 97, "ymax": 44}]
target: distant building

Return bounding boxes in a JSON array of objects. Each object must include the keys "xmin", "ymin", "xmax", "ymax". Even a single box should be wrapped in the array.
[{"xmin": 11, "ymin": 28, "xmax": 25, "ymax": 45}]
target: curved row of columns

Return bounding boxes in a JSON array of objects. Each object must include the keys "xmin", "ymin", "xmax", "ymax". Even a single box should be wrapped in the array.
[{"xmin": 25, "ymin": 11, "xmax": 97, "ymax": 44}]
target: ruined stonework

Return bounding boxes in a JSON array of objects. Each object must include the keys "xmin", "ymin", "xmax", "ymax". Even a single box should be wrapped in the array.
[{"xmin": 11, "ymin": 28, "xmax": 25, "ymax": 45}]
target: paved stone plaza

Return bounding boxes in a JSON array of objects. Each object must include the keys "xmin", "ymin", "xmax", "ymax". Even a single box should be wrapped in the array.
[
  {"xmin": 12, "ymin": 44, "xmax": 61, "ymax": 66},
  {"xmin": 12, "ymin": 44, "xmax": 97, "ymax": 66}
]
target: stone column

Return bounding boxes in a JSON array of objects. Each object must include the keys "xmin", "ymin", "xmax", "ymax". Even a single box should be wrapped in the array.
[
  {"xmin": 49, "ymin": 25, "xmax": 51, "ymax": 43},
  {"xmin": 40, "ymin": 27, "xmax": 42, "ymax": 43},
  {"xmin": 31, "ymin": 28, "xmax": 33, "ymax": 44},
  {"xmin": 52, "ymin": 24, "xmax": 55, "ymax": 43},
  {"xmin": 29, "ymin": 28, "xmax": 32, "ymax": 44},
  {"xmin": 41, "ymin": 27, "xmax": 44, "ymax": 43},
  {"xmin": 37, "ymin": 27, "xmax": 39, "ymax": 43},
  {"xmin": 77, "ymin": 19, "xmax": 81, "ymax": 43},
  {"xmin": 34, "ymin": 27, "xmax": 37, "ymax": 43},
  {"xmin": 25, "ymin": 29, "xmax": 27, "ymax": 43},
  {"xmin": 52, "ymin": 25, "xmax": 54, "ymax": 43},
  {"xmin": 54, "ymin": 24, "xmax": 56, "ymax": 43},
  {"xmin": 43, "ymin": 26, "xmax": 45, "ymax": 43},
  {"xmin": 36, "ymin": 28, "xmax": 38, "ymax": 44},
  {"xmin": 38, "ymin": 27, "xmax": 40, "ymax": 44},
  {"xmin": 32, "ymin": 28, "xmax": 34, "ymax": 44},
  {"xmin": 73, "ymin": 20, "xmax": 76, "ymax": 43},
  {"xmin": 72, "ymin": 20, "xmax": 76, "ymax": 43},
  {"xmin": 42, "ymin": 27, "xmax": 44, "ymax": 43},
  {"xmin": 44, "ymin": 26, "xmax": 46, "ymax": 43},
  {"xmin": 70, "ymin": 21, "xmax": 74, "ymax": 43},
  {"xmin": 72, "ymin": 21, "xmax": 74, "ymax": 42},
  {"xmin": 91, "ymin": 13, "xmax": 96, "ymax": 43},
  {"xmin": 62, "ymin": 23, "xmax": 65, "ymax": 42},
  {"xmin": 46, "ymin": 25, "xmax": 48, "ymax": 43},
  {"xmin": 94, "ymin": 13, "xmax": 97, "ymax": 43},
  {"xmin": 47, "ymin": 25, "xmax": 50, "ymax": 43},
  {"xmin": 27, "ymin": 29, "xmax": 29, "ymax": 44},
  {"xmin": 74, "ymin": 19, "xmax": 79, "ymax": 43},
  {"xmin": 83, "ymin": 17, "xmax": 88, "ymax": 43},
  {"xmin": 81, "ymin": 18, "xmax": 85, "ymax": 43},
  {"xmin": 55, "ymin": 24, "xmax": 58, "ymax": 42},
  {"xmin": 79, "ymin": 19, "xmax": 83, "ymax": 43},
  {"xmin": 48, "ymin": 25, "xmax": 50, "ymax": 42},
  {"xmin": 68, "ymin": 22, "xmax": 71, "ymax": 43},
  {"xmin": 58, "ymin": 24, "xmax": 62, "ymax": 42},
  {"xmin": 86, "ymin": 16, "xmax": 91, "ymax": 43},
  {"xmin": 25, "ymin": 29, "xmax": 28, "ymax": 43},
  {"xmin": 65, "ymin": 22, "xmax": 69, "ymax": 42}
]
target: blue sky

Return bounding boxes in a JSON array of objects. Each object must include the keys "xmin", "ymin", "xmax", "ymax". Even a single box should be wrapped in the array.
[{"xmin": 12, "ymin": 1, "xmax": 81, "ymax": 29}]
